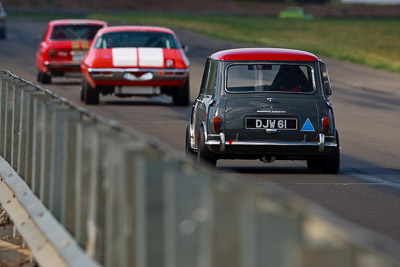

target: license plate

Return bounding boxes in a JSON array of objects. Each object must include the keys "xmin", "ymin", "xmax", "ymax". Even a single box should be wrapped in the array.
[
  {"xmin": 116, "ymin": 86, "xmax": 161, "ymax": 95},
  {"xmin": 72, "ymin": 51, "xmax": 85, "ymax": 62},
  {"xmin": 246, "ymin": 117, "xmax": 297, "ymax": 130}
]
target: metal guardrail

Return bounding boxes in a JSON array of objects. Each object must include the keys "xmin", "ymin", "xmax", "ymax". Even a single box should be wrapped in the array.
[{"xmin": 0, "ymin": 69, "xmax": 400, "ymax": 267}]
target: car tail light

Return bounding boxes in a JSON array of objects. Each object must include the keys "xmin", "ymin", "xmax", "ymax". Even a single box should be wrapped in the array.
[
  {"xmin": 322, "ymin": 117, "xmax": 330, "ymax": 134},
  {"xmin": 165, "ymin": 59, "xmax": 174, "ymax": 68},
  {"xmin": 213, "ymin": 116, "xmax": 222, "ymax": 133},
  {"xmin": 48, "ymin": 49, "xmax": 55, "ymax": 59}
]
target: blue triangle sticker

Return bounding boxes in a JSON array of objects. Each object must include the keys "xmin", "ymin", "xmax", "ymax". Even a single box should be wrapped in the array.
[{"xmin": 301, "ymin": 119, "xmax": 315, "ymax": 132}]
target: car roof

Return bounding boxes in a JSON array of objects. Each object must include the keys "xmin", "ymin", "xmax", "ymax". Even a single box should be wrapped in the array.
[
  {"xmin": 96, "ymin": 25, "xmax": 176, "ymax": 35},
  {"xmin": 48, "ymin": 19, "xmax": 108, "ymax": 26},
  {"xmin": 210, "ymin": 48, "xmax": 319, "ymax": 62}
]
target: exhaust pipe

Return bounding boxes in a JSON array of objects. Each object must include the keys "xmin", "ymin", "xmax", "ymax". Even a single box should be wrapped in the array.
[{"xmin": 260, "ymin": 155, "xmax": 276, "ymax": 163}]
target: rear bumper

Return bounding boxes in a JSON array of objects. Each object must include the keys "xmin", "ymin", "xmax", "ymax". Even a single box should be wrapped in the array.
[
  {"xmin": 206, "ymin": 132, "xmax": 337, "ymax": 158},
  {"xmin": 44, "ymin": 61, "xmax": 81, "ymax": 72},
  {"xmin": 88, "ymin": 67, "xmax": 188, "ymax": 85}
]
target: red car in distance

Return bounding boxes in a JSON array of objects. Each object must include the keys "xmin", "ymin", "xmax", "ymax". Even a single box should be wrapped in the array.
[
  {"xmin": 36, "ymin": 19, "xmax": 107, "ymax": 84},
  {"xmin": 80, "ymin": 26, "xmax": 190, "ymax": 105}
]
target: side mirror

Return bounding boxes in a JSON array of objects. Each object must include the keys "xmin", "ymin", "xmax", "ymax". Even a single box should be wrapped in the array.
[{"xmin": 182, "ymin": 45, "xmax": 189, "ymax": 53}]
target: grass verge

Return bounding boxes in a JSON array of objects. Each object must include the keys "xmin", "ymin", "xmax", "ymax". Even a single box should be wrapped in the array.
[{"xmin": 10, "ymin": 12, "xmax": 400, "ymax": 73}]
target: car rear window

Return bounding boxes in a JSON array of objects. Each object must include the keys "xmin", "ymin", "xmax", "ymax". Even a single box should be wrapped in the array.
[
  {"xmin": 94, "ymin": 31, "xmax": 180, "ymax": 49},
  {"xmin": 50, "ymin": 25, "xmax": 104, "ymax": 41},
  {"xmin": 226, "ymin": 64, "xmax": 315, "ymax": 93}
]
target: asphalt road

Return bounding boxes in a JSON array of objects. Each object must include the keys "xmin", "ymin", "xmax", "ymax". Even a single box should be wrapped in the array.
[{"xmin": 2, "ymin": 18, "xmax": 400, "ymax": 249}]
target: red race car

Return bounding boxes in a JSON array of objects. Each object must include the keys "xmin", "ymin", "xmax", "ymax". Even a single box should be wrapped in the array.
[
  {"xmin": 36, "ymin": 19, "xmax": 108, "ymax": 84},
  {"xmin": 80, "ymin": 26, "xmax": 190, "ymax": 106}
]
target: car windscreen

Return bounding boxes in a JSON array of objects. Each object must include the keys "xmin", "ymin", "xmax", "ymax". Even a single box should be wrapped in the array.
[
  {"xmin": 94, "ymin": 31, "xmax": 180, "ymax": 49},
  {"xmin": 226, "ymin": 63, "xmax": 315, "ymax": 93},
  {"xmin": 50, "ymin": 25, "xmax": 104, "ymax": 41}
]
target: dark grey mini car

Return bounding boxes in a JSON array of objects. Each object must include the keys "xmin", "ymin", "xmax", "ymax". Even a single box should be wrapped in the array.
[{"xmin": 186, "ymin": 48, "xmax": 340, "ymax": 173}]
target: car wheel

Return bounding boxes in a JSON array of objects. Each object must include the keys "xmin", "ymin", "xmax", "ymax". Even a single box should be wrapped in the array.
[
  {"xmin": 320, "ymin": 131, "xmax": 340, "ymax": 174},
  {"xmin": 37, "ymin": 72, "xmax": 42, "ymax": 83},
  {"xmin": 172, "ymin": 78, "xmax": 190, "ymax": 106},
  {"xmin": 197, "ymin": 128, "xmax": 217, "ymax": 166},
  {"xmin": 41, "ymin": 72, "xmax": 52, "ymax": 84},
  {"xmin": 185, "ymin": 125, "xmax": 195, "ymax": 156},
  {"xmin": 80, "ymin": 81, "xmax": 85, "ymax": 102},
  {"xmin": 83, "ymin": 79, "xmax": 99, "ymax": 105},
  {"xmin": 0, "ymin": 29, "xmax": 6, "ymax": 40}
]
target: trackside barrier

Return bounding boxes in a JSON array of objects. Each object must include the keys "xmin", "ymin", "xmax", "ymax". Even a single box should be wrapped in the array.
[{"xmin": 0, "ymin": 69, "xmax": 400, "ymax": 267}]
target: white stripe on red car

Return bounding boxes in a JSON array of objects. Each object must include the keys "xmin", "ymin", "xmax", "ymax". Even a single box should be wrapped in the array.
[
  {"xmin": 112, "ymin": 47, "xmax": 164, "ymax": 67},
  {"xmin": 112, "ymin": 48, "xmax": 137, "ymax": 67}
]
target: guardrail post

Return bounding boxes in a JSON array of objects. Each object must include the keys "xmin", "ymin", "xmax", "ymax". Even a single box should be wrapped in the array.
[
  {"xmin": 196, "ymin": 174, "xmax": 214, "ymax": 267},
  {"xmin": 2, "ymin": 78, "xmax": 27, "ymax": 165},
  {"xmin": 103, "ymin": 136, "xmax": 123, "ymax": 267},
  {"xmin": 10, "ymin": 81, "xmax": 26, "ymax": 169},
  {"xmin": 164, "ymin": 163, "xmax": 212, "ymax": 267},
  {"xmin": 10, "ymin": 81, "xmax": 32, "ymax": 166},
  {"xmin": 0, "ymin": 73, "xmax": 9, "ymax": 155},
  {"xmin": 103, "ymin": 136, "xmax": 139, "ymax": 267},
  {"xmin": 208, "ymin": 178, "xmax": 241, "ymax": 267},
  {"xmin": 16, "ymin": 86, "xmax": 41, "ymax": 183},
  {"xmin": 20, "ymin": 90, "xmax": 45, "ymax": 187},
  {"xmin": 39, "ymin": 98, "xmax": 60, "ymax": 208},
  {"xmin": 31, "ymin": 94, "xmax": 51, "ymax": 200},
  {"xmin": 49, "ymin": 106, "xmax": 81, "ymax": 222},
  {"xmin": 61, "ymin": 116, "xmax": 82, "ymax": 236},
  {"xmin": 246, "ymin": 191, "xmax": 303, "ymax": 267},
  {"xmin": 2, "ymin": 76, "xmax": 17, "ymax": 162},
  {"xmin": 143, "ymin": 155, "xmax": 167, "ymax": 267},
  {"xmin": 74, "ymin": 119, "xmax": 97, "ymax": 248},
  {"xmin": 120, "ymin": 148, "xmax": 147, "ymax": 267},
  {"xmin": 86, "ymin": 125, "xmax": 122, "ymax": 264}
]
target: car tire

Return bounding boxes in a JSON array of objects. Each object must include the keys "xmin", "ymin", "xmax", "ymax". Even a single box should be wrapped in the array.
[
  {"xmin": 83, "ymin": 79, "xmax": 99, "ymax": 105},
  {"xmin": 0, "ymin": 29, "xmax": 6, "ymax": 40},
  {"xmin": 41, "ymin": 72, "xmax": 52, "ymax": 84},
  {"xmin": 320, "ymin": 131, "xmax": 340, "ymax": 174},
  {"xmin": 197, "ymin": 128, "xmax": 217, "ymax": 166},
  {"xmin": 185, "ymin": 125, "xmax": 196, "ymax": 156},
  {"xmin": 172, "ymin": 78, "xmax": 190, "ymax": 106},
  {"xmin": 80, "ymin": 82, "xmax": 85, "ymax": 102},
  {"xmin": 307, "ymin": 157, "xmax": 321, "ymax": 170},
  {"xmin": 37, "ymin": 72, "xmax": 42, "ymax": 83}
]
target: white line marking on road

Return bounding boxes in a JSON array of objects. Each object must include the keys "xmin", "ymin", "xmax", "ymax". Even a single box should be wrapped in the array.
[
  {"xmin": 349, "ymin": 172, "xmax": 400, "ymax": 189},
  {"xmin": 254, "ymin": 173, "xmax": 400, "ymax": 189}
]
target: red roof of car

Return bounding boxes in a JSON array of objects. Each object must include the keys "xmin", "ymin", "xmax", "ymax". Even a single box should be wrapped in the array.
[
  {"xmin": 97, "ymin": 26, "xmax": 176, "ymax": 35},
  {"xmin": 48, "ymin": 19, "xmax": 108, "ymax": 26},
  {"xmin": 210, "ymin": 48, "xmax": 319, "ymax": 62}
]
